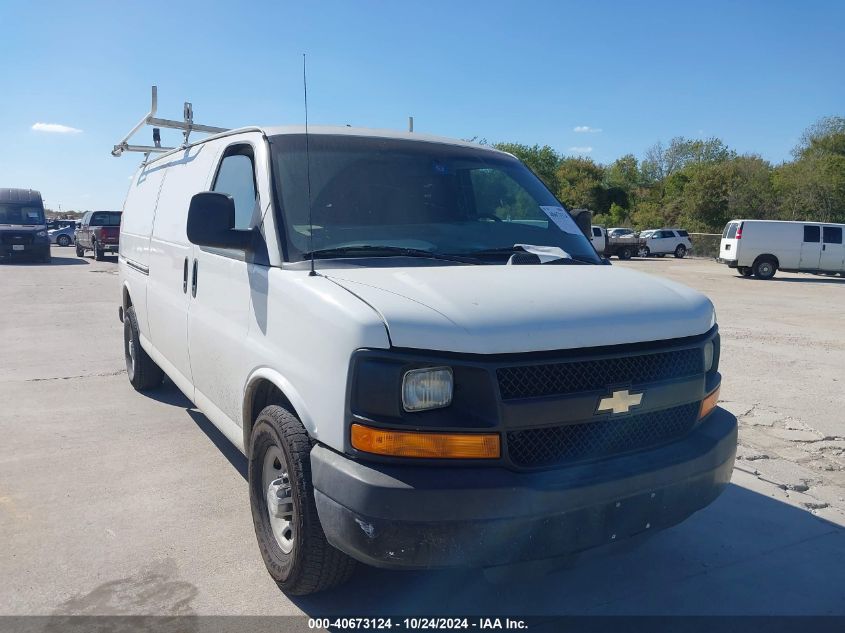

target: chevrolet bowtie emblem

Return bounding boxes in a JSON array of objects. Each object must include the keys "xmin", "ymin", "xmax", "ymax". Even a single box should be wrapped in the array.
[{"xmin": 597, "ymin": 389, "xmax": 643, "ymax": 415}]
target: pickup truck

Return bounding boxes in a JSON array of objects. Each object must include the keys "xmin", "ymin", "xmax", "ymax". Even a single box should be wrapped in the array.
[
  {"xmin": 591, "ymin": 226, "xmax": 643, "ymax": 259},
  {"xmin": 75, "ymin": 211, "xmax": 122, "ymax": 260}
]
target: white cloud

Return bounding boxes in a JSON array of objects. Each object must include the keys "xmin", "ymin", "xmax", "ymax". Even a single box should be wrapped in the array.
[
  {"xmin": 573, "ymin": 125, "xmax": 602, "ymax": 133},
  {"xmin": 32, "ymin": 122, "xmax": 82, "ymax": 134},
  {"xmin": 568, "ymin": 146, "xmax": 593, "ymax": 153}
]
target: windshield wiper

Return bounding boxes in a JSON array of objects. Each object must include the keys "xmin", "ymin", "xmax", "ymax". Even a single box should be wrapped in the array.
[
  {"xmin": 450, "ymin": 245, "xmax": 593, "ymax": 264},
  {"xmin": 301, "ymin": 245, "xmax": 479, "ymax": 264}
]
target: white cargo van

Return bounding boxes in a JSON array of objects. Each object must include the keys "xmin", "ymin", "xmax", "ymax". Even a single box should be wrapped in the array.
[
  {"xmin": 118, "ymin": 125, "xmax": 735, "ymax": 595},
  {"xmin": 718, "ymin": 219, "xmax": 845, "ymax": 279}
]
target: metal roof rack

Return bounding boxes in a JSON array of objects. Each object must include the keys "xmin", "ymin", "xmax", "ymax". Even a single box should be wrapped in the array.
[{"xmin": 111, "ymin": 85, "xmax": 229, "ymax": 159}]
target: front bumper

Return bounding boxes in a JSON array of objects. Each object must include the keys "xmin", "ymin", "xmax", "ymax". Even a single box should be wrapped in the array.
[
  {"xmin": 311, "ymin": 406, "xmax": 737, "ymax": 569},
  {"xmin": 1, "ymin": 242, "xmax": 50, "ymax": 259}
]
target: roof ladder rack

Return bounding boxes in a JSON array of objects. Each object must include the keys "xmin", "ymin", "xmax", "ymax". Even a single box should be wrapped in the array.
[{"xmin": 111, "ymin": 85, "xmax": 229, "ymax": 159}]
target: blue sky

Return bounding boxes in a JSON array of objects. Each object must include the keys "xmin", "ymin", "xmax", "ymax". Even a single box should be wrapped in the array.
[{"xmin": 1, "ymin": 0, "xmax": 843, "ymax": 211}]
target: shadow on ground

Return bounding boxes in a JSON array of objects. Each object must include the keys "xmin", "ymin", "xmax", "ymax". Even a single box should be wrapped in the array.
[{"xmin": 159, "ymin": 382, "xmax": 845, "ymax": 615}]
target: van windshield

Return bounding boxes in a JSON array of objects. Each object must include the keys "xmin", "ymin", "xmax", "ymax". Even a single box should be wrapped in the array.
[
  {"xmin": 269, "ymin": 134, "xmax": 601, "ymax": 264},
  {"xmin": 0, "ymin": 204, "xmax": 45, "ymax": 226}
]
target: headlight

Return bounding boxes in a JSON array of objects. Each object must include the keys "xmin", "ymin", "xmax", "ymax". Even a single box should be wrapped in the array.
[
  {"xmin": 36, "ymin": 230, "xmax": 47, "ymax": 237},
  {"xmin": 402, "ymin": 366, "xmax": 453, "ymax": 412},
  {"xmin": 703, "ymin": 340, "xmax": 715, "ymax": 372},
  {"xmin": 710, "ymin": 309, "xmax": 717, "ymax": 329}
]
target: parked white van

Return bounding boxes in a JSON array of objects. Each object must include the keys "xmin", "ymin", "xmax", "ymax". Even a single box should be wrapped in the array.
[
  {"xmin": 718, "ymin": 219, "xmax": 845, "ymax": 279},
  {"xmin": 118, "ymin": 125, "xmax": 735, "ymax": 594}
]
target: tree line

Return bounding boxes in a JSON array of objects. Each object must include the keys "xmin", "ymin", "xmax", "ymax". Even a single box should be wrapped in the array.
[{"xmin": 490, "ymin": 116, "xmax": 845, "ymax": 233}]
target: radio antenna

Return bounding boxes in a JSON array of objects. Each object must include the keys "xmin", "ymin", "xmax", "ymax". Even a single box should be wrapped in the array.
[{"xmin": 303, "ymin": 53, "xmax": 316, "ymax": 277}]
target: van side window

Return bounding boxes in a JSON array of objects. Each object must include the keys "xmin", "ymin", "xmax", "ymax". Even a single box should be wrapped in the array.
[
  {"xmin": 823, "ymin": 226, "xmax": 843, "ymax": 244},
  {"xmin": 213, "ymin": 146, "xmax": 257, "ymax": 230},
  {"xmin": 803, "ymin": 226, "xmax": 820, "ymax": 243}
]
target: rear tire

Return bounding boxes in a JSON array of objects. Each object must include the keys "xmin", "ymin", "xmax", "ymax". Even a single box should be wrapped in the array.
[
  {"xmin": 618, "ymin": 247, "xmax": 632, "ymax": 260},
  {"xmin": 753, "ymin": 258, "xmax": 777, "ymax": 280},
  {"xmin": 674, "ymin": 244, "xmax": 687, "ymax": 258},
  {"xmin": 76, "ymin": 244, "xmax": 85, "ymax": 257},
  {"xmin": 124, "ymin": 306, "xmax": 164, "ymax": 391},
  {"xmin": 249, "ymin": 405, "xmax": 356, "ymax": 595},
  {"xmin": 94, "ymin": 241, "xmax": 104, "ymax": 261}
]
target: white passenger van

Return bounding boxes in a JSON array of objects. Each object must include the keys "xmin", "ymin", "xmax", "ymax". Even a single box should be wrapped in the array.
[
  {"xmin": 118, "ymin": 125, "xmax": 735, "ymax": 594},
  {"xmin": 718, "ymin": 219, "xmax": 845, "ymax": 279}
]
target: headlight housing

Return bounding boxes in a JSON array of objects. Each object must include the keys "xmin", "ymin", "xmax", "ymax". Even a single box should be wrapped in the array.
[
  {"xmin": 36, "ymin": 230, "xmax": 47, "ymax": 237},
  {"xmin": 402, "ymin": 366, "xmax": 453, "ymax": 412}
]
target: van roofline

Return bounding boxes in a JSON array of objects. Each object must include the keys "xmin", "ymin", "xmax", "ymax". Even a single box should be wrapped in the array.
[
  {"xmin": 728, "ymin": 219, "xmax": 845, "ymax": 227},
  {"xmin": 139, "ymin": 125, "xmax": 511, "ymax": 168}
]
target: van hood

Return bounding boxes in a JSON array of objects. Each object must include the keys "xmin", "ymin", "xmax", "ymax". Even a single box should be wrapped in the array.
[{"xmin": 325, "ymin": 264, "xmax": 715, "ymax": 354}]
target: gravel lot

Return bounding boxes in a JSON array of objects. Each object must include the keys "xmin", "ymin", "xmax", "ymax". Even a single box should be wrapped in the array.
[{"xmin": 1, "ymin": 247, "xmax": 844, "ymax": 616}]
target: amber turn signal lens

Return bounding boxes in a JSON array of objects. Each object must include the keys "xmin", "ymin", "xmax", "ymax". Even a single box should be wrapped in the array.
[
  {"xmin": 699, "ymin": 385, "xmax": 720, "ymax": 420},
  {"xmin": 350, "ymin": 424, "xmax": 500, "ymax": 459}
]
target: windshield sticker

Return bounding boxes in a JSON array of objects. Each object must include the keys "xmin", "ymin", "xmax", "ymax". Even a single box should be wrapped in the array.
[{"xmin": 539, "ymin": 205, "xmax": 578, "ymax": 234}]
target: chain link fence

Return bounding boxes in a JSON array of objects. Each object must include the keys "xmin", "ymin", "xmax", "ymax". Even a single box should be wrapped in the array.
[{"xmin": 689, "ymin": 233, "xmax": 721, "ymax": 259}]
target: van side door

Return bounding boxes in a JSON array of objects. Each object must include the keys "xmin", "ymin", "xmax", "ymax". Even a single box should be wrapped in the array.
[
  {"xmin": 799, "ymin": 225, "xmax": 822, "ymax": 270},
  {"xmin": 820, "ymin": 226, "xmax": 844, "ymax": 272},
  {"xmin": 187, "ymin": 136, "xmax": 267, "ymax": 429},
  {"xmin": 146, "ymin": 144, "xmax": 219, "ymax": 397}
]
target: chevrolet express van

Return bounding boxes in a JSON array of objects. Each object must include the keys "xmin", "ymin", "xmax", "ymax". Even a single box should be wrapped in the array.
[
  {"xmin": 718, "ymin": 219, "xmax": 845, "ymax": 279},
  {"xmin": 118, "ymin": 126, "xmax": 735, "ymax": 595},
  {"xmin": 0, "ymin": 188, "xmax": 51, "ymax": 263}
]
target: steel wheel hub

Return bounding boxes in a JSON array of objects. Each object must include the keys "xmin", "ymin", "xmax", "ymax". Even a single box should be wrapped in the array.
[{"xmin": 263, "ymin": 446, "xmax": 295, "ymax": 554}]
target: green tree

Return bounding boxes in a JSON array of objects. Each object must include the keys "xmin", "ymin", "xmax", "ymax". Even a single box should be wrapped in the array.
[
  {"xmin": 556, "ymin": 157, "xmax": 607, "ymax": 212},
  {"xmin": 493, "ymin": 143, "xmax": 561, "ymax": 193}
]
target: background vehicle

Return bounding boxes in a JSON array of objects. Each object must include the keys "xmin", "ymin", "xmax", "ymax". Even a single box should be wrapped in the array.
[
  {"xmin": 75, "ymin": 211, "xmax": 121, "ymax": 260},
  {"xmin": 608, "ymin": 227, "xmax": 635, "ymax": 238},
  {"xmin": 640, "ymin": 229, "xmax": 692, "ymax": 258},
  {"xmin": 590, "ymin": 225, "xmax": 606, "ymax": 252},
  {"xmin": 49, "ymin": 224, "xmax": 76, "ymax": 246},
  {"xmin": 46, "ymin": 219, "xmax": 77, "ymax": 231},
  {"xmin": 718, "ymin": 219, "xmax": 845, "ymax": 279},
  {"xmin": 0, "ymin": 188, "xmax": 51, "ymax": 263}
]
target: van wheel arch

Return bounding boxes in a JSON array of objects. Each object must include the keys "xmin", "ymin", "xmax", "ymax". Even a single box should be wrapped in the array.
[{"xmin": 244, "ymin": 378, "xmax": 302, "ymax": 453}]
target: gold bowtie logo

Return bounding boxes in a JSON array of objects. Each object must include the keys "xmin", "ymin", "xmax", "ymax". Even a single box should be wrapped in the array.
[{"xmin": 597, "ymin": 389, "xmax": 643, "ymax": 415}]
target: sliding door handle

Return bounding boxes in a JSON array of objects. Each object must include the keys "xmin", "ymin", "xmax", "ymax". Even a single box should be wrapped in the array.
[{"xmin": 183, "ymin": 257, "xmax": 189, "ymax": 293}]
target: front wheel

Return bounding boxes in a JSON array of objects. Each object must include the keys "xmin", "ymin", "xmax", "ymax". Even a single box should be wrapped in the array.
[
  {"xmin": 57, "ymin": 235, "xmax": 71, "ymax": 247},
  {"xmin": 674, "ymin": 244, "xmax": 687, "ymax": 258},
  {"xmin": 617, "ymin": 247, "xmax": 632, "ymax": 260},
  {"xmin": 639, "ymin": 246, "xmax": 650, "ymax": 257},
  {"xmin": 249, "ymin": 405, "xmax": 356, "ymax": 595}
]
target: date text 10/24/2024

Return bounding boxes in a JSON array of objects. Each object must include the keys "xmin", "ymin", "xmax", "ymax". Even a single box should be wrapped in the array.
[{"xmin": 308, "ymin": 618, "xmax": 528, "ymax": 630}]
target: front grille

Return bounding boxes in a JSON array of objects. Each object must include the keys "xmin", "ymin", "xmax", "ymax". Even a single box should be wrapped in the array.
[
  {"xmin": 497, "ymin": 347, "xmax": 702, "ymax": 400},
  {"xmin": 506, "ymin": 402, "xmax": 699, "ymax": 468},
  {"xmin": 1, "ymin": 232, "xmax": 34, "ymax": 245}
]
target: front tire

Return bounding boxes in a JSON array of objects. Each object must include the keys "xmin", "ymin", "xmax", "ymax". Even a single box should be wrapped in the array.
[
  {"xmin": 639, "ymin": 246, "xmax": 650, "ymax": 257},
  {"xmin": 249, "ymin": 405, "xmax": 356, "ymax": 595},
  {"xmin": 674, "ymin": 244, "xmax": 687, "ymax": 258},
  {"xmin": 57, "ymin": 235, "xmax": 71, "ymax": 247},
  {"xmin": 124, "ymin": 306, "xmax": 164, "ymax": 391},
  {"xmin": 617, "ymin": 247, "xmax": 632, "ymax": 260}
]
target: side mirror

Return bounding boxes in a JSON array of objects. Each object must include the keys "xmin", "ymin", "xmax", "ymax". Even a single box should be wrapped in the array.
[
  {"xmin": 186, "ymin": 192, "xmax": 253, "ymax": 250},
  {"xmin": 568, "ymin": 208, "xmax": 593, "ymax": 239}
]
